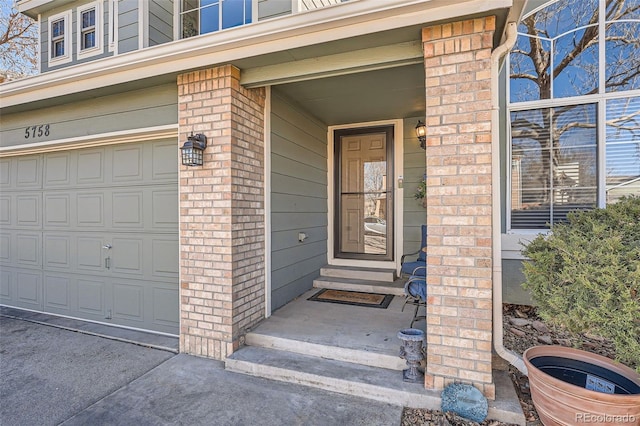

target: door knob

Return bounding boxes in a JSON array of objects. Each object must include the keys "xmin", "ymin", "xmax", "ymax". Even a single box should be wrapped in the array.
[{"xmin": 102, "ymin": 244, "xmax": 112, "ymax": 250}]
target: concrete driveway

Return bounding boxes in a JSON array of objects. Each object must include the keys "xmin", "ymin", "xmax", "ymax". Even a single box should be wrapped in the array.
[
  {"xmin": 0, "ymin": 314, "xmax": 402, "ymax": 426},
  {"xmin": 0, "ymin": 316, "xmax": 175, "ymax": 425}
]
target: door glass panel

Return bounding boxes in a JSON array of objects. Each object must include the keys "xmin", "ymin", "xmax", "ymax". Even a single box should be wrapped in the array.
[{"xmin": 338, "ymin": 131, "xmax": 391, "ymax": 257}]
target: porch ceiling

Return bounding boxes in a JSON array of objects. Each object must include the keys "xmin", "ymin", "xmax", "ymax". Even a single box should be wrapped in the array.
[{"xmin": 275, "ymin": 64, "xmax": 426, "ymax": 126}]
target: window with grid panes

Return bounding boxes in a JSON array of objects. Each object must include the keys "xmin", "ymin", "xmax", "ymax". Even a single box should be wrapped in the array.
[{"xmin": 507, "ymin": 0, "xmax": 640, "ymax": 230}]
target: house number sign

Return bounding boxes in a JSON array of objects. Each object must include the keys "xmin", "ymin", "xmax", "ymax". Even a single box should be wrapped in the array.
[{"xmin": 24, "ymin": 124, "xmax": 51, "ymax": 139}]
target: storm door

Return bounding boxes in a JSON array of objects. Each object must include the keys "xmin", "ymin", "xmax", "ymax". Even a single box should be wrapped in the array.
[{"xmin": 334, "ymin": 126, "xmax": 393, "ymax": 260}]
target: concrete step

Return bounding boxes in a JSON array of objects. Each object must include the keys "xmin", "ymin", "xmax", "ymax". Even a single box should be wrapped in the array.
[
  {"xmin": 320, "ymin": 265, "xmax": 397, "ymax": 282},
  {"xmin": 312, "ymin": 276, "xmax": 405, "ymax": 297},
  {"xmin": 226, "ymin": 346, "xmax": 526, "ymax": 425},
  {"xmin": 245, "ymin": 330, "xmax": 406, "ymax": 371},
  {"xmin": 225, "ymin": 345, "xmax": 440, "ymax": 409}
]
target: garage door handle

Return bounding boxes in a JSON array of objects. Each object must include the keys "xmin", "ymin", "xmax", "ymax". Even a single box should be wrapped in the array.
[{"xmin": 105, "ymin": 256, "xmax": 111, "ymax": 270}]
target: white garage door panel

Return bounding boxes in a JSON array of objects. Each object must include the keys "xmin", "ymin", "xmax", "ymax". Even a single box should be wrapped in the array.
[
  {"xmin": 16, "ymin": 157, "xmax": 41, "ymax": 188},
  {"xmin": 0, "ymin": 269, "xmax": 11, "ymax": 299},
  {"xmin": 77, "ymin": 277, "xmax": 106, "ymax": 315},
  {"xmin": 44, "ymin": 234, "xmax": 71, "ymax": 269},
  {"xmin": 17, "ymin": 195, "xmax": 40, "ymax": 227},
  {"xmin": 44, "ymin": 274, "xmax": 72, "ymax": 309},
  {"xmin": 17, "ymin": 270, "xmax": 42, "ymax": 309},
  {"xmin": 43, "ymin": 272, "xmax": 108, "ymax": 321},
  {"xmin": 16, "ymin": 233, "xmax": 41, "ymax": 267},
  {"xmin": 44, "ymin": 194, "xmax": 71, "ymax": 227},
  {"xmin": 0, "ymin": 140, "xmax": 179, "ymax": 334},
  {"xmin": 77, "ymin": 235, "xmax": 106, "ymax": 272},
  {"xmin": 0, "ymin": 196, "xmax": 11, "ymax": 225},
  {"xmin": 0, "ymin": 233, "xmax": 10, "ymax": 262}
]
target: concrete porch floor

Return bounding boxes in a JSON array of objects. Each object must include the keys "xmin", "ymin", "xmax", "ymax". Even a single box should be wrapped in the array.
[
  {"xmin": 229, "ymin": 288, "xmax": 526, "ymax": 425},
  {"xmin": 249, "ymin": 288, "xmax": 420, "ymax": 370}
]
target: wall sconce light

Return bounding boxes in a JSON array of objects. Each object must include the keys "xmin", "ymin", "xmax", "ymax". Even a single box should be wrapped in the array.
[
  {"xmin": 415, "ymin": 120, "xmax": 426, "ymax": 150},
  {"xmin": 180, "ymin": 133, "xmax": 207, "ymax": 166}
]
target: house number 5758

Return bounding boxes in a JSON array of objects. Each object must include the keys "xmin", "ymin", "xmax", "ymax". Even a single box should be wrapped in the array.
[{"xmin": 24, "ymin": 124, "xmax": 50, "ymax": 139}]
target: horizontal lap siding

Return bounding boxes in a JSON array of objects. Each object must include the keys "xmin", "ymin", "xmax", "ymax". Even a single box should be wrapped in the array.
[
  {"xmin": 403, "ymin": 116, "xmax": 427, "ymax": 255},
  {"xmin": 0, "ymin": 84, "xmax": 177, "ymax": 149},
  {"xmin": 118, "ymin": 2, "xmax": 139, "ymax": 54},
  {"xmin": 270, "ymin": 89, "xmax": 327, "ymax": 310},
  {"xmin": 258, "ymin": 0, "xmax": 292, "ymax": 20},
  {"xmin": 149, "ymin": 0, "xmax": 174, "ymax": 46}
]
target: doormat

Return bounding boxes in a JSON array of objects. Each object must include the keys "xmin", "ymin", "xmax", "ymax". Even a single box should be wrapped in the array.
[{"xmin": 307, "ymin": 289, "xmax": 393, "ymax": 309}]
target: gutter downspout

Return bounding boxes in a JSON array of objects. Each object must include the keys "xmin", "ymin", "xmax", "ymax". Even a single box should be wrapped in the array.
[{"xmin": 491, "ymin": 21, "xmax": 528, "ymax": 375}]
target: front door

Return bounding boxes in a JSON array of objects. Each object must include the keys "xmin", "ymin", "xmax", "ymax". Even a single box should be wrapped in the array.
[{"xmin": 334, "ymin": 126, "xmax": 393, "ymax": 260}]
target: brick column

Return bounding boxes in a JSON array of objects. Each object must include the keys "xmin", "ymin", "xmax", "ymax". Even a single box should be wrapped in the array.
[
  {"xmin": 178, "ymin": 65, "xmax": 266, "ymax": 360},
  {"xmin": 421, "ymin": 17, "xmax": 496, "ymax": 398}
]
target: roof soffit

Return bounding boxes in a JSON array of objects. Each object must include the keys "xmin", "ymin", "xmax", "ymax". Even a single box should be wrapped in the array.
[{"xmin": 2, "ymin": 0, "xmax": 513, "ymax": 113}]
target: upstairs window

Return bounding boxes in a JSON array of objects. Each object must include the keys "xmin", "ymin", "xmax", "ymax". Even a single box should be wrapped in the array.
[
  {"xmin": 48, "ymin": 10, "xmax": 72, "ymax": 66},
  {"xmin": 51, "ymin": 19, "xmax": 65, "ymax": 57},
  {"xmin": 77, "ymin": 1, "xmax": 103, "ymax": 59},
  {"xmin": 181, "ymin": 0, "xmax": 252, "ymax": 39},
  {"xmin": 507, "ymin": 0, "xmax": 640, "ymax": 230},
  {"xmin": 81, "ymin": 8, "xmax": 96, "ymax": 49}
]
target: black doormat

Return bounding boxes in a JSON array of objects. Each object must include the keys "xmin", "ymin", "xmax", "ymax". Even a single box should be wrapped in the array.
[{"xmin": 307, "ymin": 289, "xmax": 393, "ymax": 309}]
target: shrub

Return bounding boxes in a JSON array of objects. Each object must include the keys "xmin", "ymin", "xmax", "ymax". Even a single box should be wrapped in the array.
[{"xmin": 522, "ymin": 196, "xmax": 640, "ymax": 370}]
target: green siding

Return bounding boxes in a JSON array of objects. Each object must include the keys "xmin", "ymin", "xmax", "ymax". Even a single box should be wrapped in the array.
[
  {"xmin": 258, "ymin": 0, "xmax": 292, "ymax": 20},
  {"xmin": 503, "ymin": 259, "xmax": 534, "ymax": 305},
  {"xmin": 270, "ymin": 89, "xmax": 328, "ymax": 311},
  {"xmin": 118, "ymin": 1, "xmax": 139, "ymax": 53},
  {"xmin": 149, "ymin": 0, "xmax": 174, "ymax": 46},
  {"xmin": 402, "ymin": 116, "xmax": 427, "ymax": 256},
  {"xmin": 0, "ymin": 84, "xmax": 177, "ymax": 149}
]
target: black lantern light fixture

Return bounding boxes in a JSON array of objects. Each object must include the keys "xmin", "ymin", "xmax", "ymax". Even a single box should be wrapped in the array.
[
  {"xmin": 180, "ymin": 133, "xmax": 207, "ymax": 166},
  {"xmin": 415, "ymin": 120, "xmax": 427, "ymax": 150}
]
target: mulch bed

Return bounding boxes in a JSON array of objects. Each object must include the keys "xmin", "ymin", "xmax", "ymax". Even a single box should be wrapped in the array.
[{"xmin": 400, "ymin": 304, "xmax": 626, "ymax": 426}]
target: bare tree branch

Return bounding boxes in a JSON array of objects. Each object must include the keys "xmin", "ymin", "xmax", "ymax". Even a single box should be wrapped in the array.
[{"xmin": 0, "ymin": 2, "xmax": 38, "ymax": 80}]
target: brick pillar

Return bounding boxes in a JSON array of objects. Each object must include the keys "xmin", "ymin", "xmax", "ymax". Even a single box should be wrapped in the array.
[
  {"xmin": 421, "ymin": 17, "xmax": 496, "ymax": 399},
  {"xmin": 178, "ymin": 65, "xmax": 266, "ymax": 360}
]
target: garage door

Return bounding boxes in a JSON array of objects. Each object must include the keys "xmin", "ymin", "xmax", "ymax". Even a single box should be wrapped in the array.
[{"xmin": 0, "ymin": 139, "xmax": 179, "ymax": 334}]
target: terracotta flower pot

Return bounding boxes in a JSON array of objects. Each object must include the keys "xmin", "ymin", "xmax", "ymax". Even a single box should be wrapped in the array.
[{"xmin": 524, "ymin": 346, "xmax": 640, "ymax": 426}]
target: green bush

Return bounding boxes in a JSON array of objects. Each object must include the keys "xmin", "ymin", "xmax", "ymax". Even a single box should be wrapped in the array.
[{"xmin": 522, "ymin": 196, "xmax": 640, "ymax": 370}]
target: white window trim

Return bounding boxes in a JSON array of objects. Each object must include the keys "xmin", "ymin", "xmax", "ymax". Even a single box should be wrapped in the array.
[
  {"xmin": 48, "ymin": 10, "xmax": 72, "ymax": 67},
  {"xmin": 138, "ymin": 0, "xmax": 148, "ymax": 49},
  {"xmin": 108, "ymin": 0, "xmax": 118, "ymax": 53},
  {"xmin": 37, "ymin": 14, "xmax": 42, "ymax": 73},
  {"xmin": 506, "ymin": 0, "xmax": 640, "ymax": 232},
  {"xmin": 77, "ymin": 1, "xmax": 103, "ymax": 60}
]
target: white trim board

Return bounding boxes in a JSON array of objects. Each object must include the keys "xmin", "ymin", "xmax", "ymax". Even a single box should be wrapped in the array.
[
  {"xmin": 0, "ymin": 124, "xmax": 178, "ymax": 156},
  {"xmin": 264, "ymin": 86, "xmax": 272, "ymax": 318}
]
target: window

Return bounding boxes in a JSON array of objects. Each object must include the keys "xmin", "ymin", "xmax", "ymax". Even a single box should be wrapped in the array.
[
  {"xmin": 48, "ymin": 10, "xmax": 71, "ymax": 66},
  {"xmin": 51, "ymin": 19, "xmax": 65, "ymax": 57},
  {"xmin": 508, "ymin": 0, "xmax": 640, "ymax": 230},
  {"xmin": 181, "ymin": 0, "xmax": 252, "ymax": 39},
  {"xmin": 77, "ymin": 1, "xmax": 103, "ymax": 59},
  {"xmin": 81, "ymin": 8, "xmax": 96, "ymax": 49}
]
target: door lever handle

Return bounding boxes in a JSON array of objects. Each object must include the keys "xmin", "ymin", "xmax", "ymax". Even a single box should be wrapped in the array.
[{"xmin": 102, "ymin": 244, "xmax": 112, "ymax": 250}]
